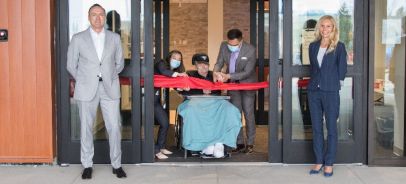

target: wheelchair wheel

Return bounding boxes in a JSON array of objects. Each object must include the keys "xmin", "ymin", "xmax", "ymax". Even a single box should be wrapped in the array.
[{"xmin": 174, "ymin": 110, "xmax": 183, "ymax": 149}]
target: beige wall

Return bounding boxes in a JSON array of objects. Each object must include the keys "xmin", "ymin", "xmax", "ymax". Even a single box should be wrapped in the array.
[
  {"xmin": 374, "ymin": 0, "xmax": 386, "ymax": 80},
  {"xmin": 207, "ymin": 0, "xmax": 223, "ymax": 70}
]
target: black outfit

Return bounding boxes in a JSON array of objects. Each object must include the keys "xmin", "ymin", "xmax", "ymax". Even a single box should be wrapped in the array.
[
  {"xmin": 153, "ymin": 60, "xmax": 177, "ymax": 154},
  {"xmin": 178, "ymin": 70, "xmax": 221, "ymax": 96}
]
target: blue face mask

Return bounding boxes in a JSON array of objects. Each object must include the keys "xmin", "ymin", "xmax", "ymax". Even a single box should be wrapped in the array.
[
  {"xmin": 170, "ymin": 59, "xmax": 181, "ymax": 69},
  {"xmin": 227, "ymin": 44, "xmax": 240, "ymax": 52}
]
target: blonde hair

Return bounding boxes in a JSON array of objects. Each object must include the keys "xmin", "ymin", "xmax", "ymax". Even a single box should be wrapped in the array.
[{"xmin": 314, "ymin": 15, "xmax": 339, "ymax": 53}]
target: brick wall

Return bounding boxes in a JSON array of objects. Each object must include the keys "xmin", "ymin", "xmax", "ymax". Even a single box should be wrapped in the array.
[
  {"xmin": 170, "ymin": 3, "xmax": 208, "ymax": 71},
  {"xmin": 223, "ymin": 0, "xmax": 250, "ymax": 43}
]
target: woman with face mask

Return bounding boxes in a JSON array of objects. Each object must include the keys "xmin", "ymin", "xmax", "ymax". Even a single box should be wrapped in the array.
[{"xmin": 153, "ymin": 50, "xmax": 188, "ymax": 159}]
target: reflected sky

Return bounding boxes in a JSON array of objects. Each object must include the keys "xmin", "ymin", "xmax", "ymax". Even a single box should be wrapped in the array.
[{"xmin": 293, "ymin": 0, "xmax": 354, "ymax": 15}]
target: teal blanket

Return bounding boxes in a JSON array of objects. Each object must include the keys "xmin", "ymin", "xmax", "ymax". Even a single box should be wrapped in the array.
[{"xmin": 178, "ymin": 98, "xmax": 242, "ymax": 151}]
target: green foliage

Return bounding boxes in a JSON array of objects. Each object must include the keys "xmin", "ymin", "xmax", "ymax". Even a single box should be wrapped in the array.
[{"xmin": 338, "ymin": 3, "xmax": 353, "ymax": 50}]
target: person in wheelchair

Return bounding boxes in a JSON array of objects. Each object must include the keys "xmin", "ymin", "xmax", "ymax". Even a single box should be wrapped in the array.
[
  {"xmin": 177, "ymin": 53, "xmax": 242, "ymax": 158},
  {"xmin": 178, "ymin": 53, "xmax": 221, "ymax": 96}
]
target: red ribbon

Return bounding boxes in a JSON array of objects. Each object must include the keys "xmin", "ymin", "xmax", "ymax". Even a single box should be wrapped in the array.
[
  {"xmin": 152, "ymin": 75, "xmax": 268, "ymax": 90},
  {"xmin": 70, "ymin": 75, "xmax": 269, "ymax": 97}
]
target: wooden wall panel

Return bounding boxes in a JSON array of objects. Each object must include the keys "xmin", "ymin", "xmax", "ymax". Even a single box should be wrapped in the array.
[
  {"xmin": 0, "ymin": 0, "xmax": 54, "ymax": 163},
  {"xmin": 0, "ymin": 0, "xmax": 11, "ymax": 159}
]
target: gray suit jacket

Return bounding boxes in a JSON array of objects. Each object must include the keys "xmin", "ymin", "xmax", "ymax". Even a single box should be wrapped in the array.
[
  {"xmin": 67, "ymin": 28, "xmax": 124, "ymax": 101},
  {"xmin": 213, "ymin": 41, "xmax": 257, "ymax": 83}
]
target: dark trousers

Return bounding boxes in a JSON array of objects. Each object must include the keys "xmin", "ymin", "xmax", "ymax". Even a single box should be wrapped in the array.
[
  {"xmin": 308, "ymin": 89, "xmax": 339, "ymax": 166},
  {"xmin": 154, "ymin": 92, "xmax": 169, "ymax": 154},
  {"xmin": 229, "ymin": 90, "xmax": 256, "ymax": 145}
]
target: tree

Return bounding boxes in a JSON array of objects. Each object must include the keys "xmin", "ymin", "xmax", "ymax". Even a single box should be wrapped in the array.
[{"xmin": 338, "ymin": 3, "xmax": 353, "ymax": 51}]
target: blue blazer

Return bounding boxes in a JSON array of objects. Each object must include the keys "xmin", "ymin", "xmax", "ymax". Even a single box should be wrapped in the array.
[{"xmin": 308, "ymin": 40, "xmax": 347, "ymax": 92}]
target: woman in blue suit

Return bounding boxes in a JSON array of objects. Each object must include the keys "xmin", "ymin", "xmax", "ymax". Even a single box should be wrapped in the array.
[{"xmin": 307, "ymin": 15, "xmax": 347, "ymax": 177}]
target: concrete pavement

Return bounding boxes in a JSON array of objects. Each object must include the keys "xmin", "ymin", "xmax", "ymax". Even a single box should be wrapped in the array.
[{"xmin": 1, "ymin": 163, "xmax": 406, "ymax": 184}]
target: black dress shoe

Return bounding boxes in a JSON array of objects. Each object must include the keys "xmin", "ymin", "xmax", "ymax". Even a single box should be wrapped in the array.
[
  {"xmin": 243, "ymin": 145, "xmax": 254, "ymax": 154},
  {"xmin": 112, "ymin": 167, "xmax": 127, "ymax": 178},
  {"xmin": 231, "ymin": 144, "xmax": 245, "ymax": 153},
  {"xmin": 81, "ymin": 167, "xmax": 92, "ymax": 179}
]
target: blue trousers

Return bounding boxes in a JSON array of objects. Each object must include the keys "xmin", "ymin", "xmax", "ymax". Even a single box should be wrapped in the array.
[{"xmin": 308, "ymin": 89, "xmax": 339, "ymax": 166}]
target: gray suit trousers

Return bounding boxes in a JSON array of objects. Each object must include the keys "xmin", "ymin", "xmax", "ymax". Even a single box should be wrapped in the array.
[
  {"xmin": 77, "ymin": 82, "xmax": 122, "ymax": 169},
  {"xmin": 229, "ymin": 90, "xmax": 256, "ymax": 145}
]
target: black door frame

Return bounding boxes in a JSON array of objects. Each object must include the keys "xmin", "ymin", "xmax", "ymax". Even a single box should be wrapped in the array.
[
  {"xmin": 250, "ymin": 0, "xmax": 281, "ymax": 162},
  {"xmin": 57, "ymin": 0, "xmax": 372, "ymax": 164},
  {"xmin": 56, "ymin": 0, "xmax": 157, "ymax": 164},
  {"xmin": 263, "ymin": 0, "xmax": 368, "ymax": 163}
]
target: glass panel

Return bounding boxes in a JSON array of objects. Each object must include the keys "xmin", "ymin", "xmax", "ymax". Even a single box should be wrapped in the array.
[
  {"xmin": 68, "ymin": 1, "xmax": 132, "ymax": 140},
  {"xmin": 279, "ymin": 0, "xmax": 283, "ymax": 59},
  {"xmin": 373, "ymin": 0, "xmax": 406, "ymax": 158},
  {"xmin": 292, "ymin": 77, "xmax": 354, "ymax": 141},
  {"xmin": 70, "ymin": 78, "xmax": 132, "ymax": 140},
  {"xmin": 292, "ymin": 0, "xmax": 354, "ymax": 66},
  {"xmin": 263, "ymin": 0, "xmax": 284, "ymax": 60},
  {"xmin": 264, "ymin": 2, "xmax": 269, "ymax": 60},
  {"xmin": 69, "ymin": 0, "xmax": 132, "ymax": 59},
  {"xmin": 278, "ymin": 77, "xmax": 283, "ymax": 140}
]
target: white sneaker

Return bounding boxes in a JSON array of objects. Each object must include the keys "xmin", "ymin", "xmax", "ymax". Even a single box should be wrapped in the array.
[
  {"xmin": 160, "ymin": 149, "xmax": 173, "ymax": 155},
  {"xmin": 155, "ymin": 152, "xmax": 168, "ymax": 159},
  {"xmin": 213, "ymin": 143, "xmax": 224, "ymax": 158},
  {"xmin": 202, "ymin": 145, "xmax": 214, "ymax": 155}
]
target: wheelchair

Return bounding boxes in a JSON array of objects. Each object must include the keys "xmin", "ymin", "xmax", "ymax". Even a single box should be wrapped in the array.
[{"xmin": 174, "ymin": 95, "xmax": 232, "ymax": 159}]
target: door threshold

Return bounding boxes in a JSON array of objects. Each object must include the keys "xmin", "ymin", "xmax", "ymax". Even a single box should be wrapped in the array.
[
  {"xmin": 139, "ymin": 162, "xmax": 364, "ymax": 167},
  {"xmin": 140, "ymin": 162, "xmax": 281, "ymax": 166}
]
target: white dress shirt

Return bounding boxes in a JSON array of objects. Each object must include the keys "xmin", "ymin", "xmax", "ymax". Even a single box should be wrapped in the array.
[
  {"xmin": 90, "ymin": 28, "xmax": 105, "ymax": 62},
  {"xmin": 317, "ymin": 47, "xmax": 327, "ymax": 68}
]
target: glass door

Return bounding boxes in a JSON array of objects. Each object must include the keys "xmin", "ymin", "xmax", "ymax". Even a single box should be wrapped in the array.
[
  {"xmin": 277, "ymin": 0, "xmax": 367, "ymax": 163},
  {"xmin": 57, "ymin": 0, "xmax": 145, "ymax": 164},
  {"xmin": 368, "ymin": 0, "xmax": 406, "ymax": 166}
]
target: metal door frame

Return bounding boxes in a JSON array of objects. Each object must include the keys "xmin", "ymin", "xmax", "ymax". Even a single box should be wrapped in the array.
[
  {"xmin": 274, "ymin": 0, "xmax": 368, "ymax": 164},
  {"xmin": 56, "ymin": 0, "xmax": 152, "ymax": 164}
]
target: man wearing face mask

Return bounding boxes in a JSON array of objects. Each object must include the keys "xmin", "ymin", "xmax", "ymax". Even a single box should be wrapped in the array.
[
  {"xmin": 154, "ymin": 50, "xmax": 188, "ymax": 159},
  {"xmin": 213, "ymin": 29, "xmax": 257, "ymax": 154}
]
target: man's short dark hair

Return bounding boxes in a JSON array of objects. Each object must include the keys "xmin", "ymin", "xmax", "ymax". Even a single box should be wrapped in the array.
[
  {"xmin": 88, "ymin": 4, "xmax": 106, "ymax": 15},
  {"xmin": 227, "ymin": 29, "xmax": 243, "ymax": 40}
]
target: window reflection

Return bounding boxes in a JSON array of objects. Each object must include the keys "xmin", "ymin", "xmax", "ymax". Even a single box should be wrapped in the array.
[
  {"xmin": 292, "ymin": 77, "xmax": 354, "ymax": 141},
  {"xmin": 292, "ymin": 0, "xmax": 354, "ymax": 65},
  {"xmin": 68, "ymin": 0, "xmax": 132, "ymax": 140},
  {"xmin": 69, "ymin": 0, "xmax": 132, "ymax": 59},
  {"xmin": 373, "ymin": 0, "xmax": 405, "ymax": 158},
  {"xmin": 70, "ymin": 78, "xmax": 133, "ymax": 140}
]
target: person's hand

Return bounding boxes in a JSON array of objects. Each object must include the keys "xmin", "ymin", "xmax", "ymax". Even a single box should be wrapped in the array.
[
  {"xmin": 203, "ymin": 89, "xmax": 211, "ymax": 95},
  {"xmin": 177, "ymin": 72, "xmax": 188, "ymax": 77},
  {"xmin": 176, "ymin": 86, "xmax": 190, "ymax": 91},
  {"xmin": 219, "ymin": 73, "xmax": 230, "ymax": 82},
  {"xmin": 213, "ymin": 72, "xmax": 223, "ymax": 82}
]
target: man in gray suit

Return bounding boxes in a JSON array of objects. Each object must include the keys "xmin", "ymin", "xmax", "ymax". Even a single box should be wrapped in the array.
[
  {"xmin": 67, "ymin": 4, "xmax": 126, "ymax": 179},
  {"xmin": 213, "ymin": 29, "xmax": 257, "ymax": 154}
]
